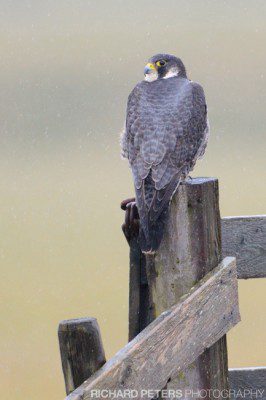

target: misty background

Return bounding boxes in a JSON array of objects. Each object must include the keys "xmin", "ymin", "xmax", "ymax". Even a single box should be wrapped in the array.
[{"xmin": 0, "ymin": 1, "xmax": 265, "ymax": 399}]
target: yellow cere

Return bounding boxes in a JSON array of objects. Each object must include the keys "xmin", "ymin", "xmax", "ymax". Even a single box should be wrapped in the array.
[{"xmin": 146, "ymin": 62, "xmax": 155, "ymax": 70}]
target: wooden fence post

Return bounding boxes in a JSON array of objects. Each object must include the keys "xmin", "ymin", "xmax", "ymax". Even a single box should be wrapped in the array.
[
  {"xmin": 128, "ymin": 238, "xmax": 150, "ymax": 340},
  {"xmin": 58, "ymin": 317, "xmax": 106, "ymax": 395},
  {"xmin": 129, "ymin": 177, "xmax": 229, "ymax": 397}
]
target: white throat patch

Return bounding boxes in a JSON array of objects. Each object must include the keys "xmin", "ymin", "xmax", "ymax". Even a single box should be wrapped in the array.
[
  {"xmin": 163, "ymin": 67, "xmax": 179, "ymax": 79},
  {"xmin": 144, "ymin": 70, "xmax": 158, "ymax": 82}
]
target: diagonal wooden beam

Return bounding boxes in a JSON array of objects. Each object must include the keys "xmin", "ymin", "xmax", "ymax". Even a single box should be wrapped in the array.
[{"xmin": 66, "ymin": 257, "xmax": 240, "ymax": 400}]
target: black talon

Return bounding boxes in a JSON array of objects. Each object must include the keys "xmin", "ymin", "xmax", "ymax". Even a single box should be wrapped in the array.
[
  {"xmin": 120, "ymin": 198, "xmax": 139, "ymax": 244},
  {"xmin": 121, "ymin": 197, "xmax": 136, "ymax": 211}
]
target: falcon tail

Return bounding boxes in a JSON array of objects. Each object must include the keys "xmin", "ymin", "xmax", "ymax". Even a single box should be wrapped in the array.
[
  {"xmin": 138, "ymin": 207, "xmax": 169, "ymax": 254},
  {"xmin": 136, "ymin": 172, "xmax": 183, "ymax": 254}
]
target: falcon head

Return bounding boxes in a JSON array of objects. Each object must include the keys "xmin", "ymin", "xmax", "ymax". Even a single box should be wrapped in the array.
[{"xmin": 144, "ymin": 53, "xmax": 187, "ymax": 82}]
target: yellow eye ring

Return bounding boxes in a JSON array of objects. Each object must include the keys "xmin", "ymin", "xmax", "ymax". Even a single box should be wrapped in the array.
[{"xmin": 156, "ymin": 60, "xmax": 166, "ymax": 67}]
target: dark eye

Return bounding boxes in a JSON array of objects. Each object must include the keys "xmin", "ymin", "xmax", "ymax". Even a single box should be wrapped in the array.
[{"xmin": 156, "ymin": 60, "xmax": 166, "ymax": 67}]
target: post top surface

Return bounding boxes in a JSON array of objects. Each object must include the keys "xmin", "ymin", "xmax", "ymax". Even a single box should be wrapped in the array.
[
  {"xmin": 182, "ymin": 177, "xmax": 218, "ymax": 186},
  {"xmin": 58, "ymin": 317, "xmax": 97, "ymax": 331}
]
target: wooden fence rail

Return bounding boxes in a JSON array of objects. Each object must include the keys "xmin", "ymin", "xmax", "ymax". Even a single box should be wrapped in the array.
[
  {"xmin": 222, "ymin": 215, "xmax": 266, "ymax": 279},
  {"xmin": 229, "ymin": 368, "xmax": 266, "ymax": 400}
]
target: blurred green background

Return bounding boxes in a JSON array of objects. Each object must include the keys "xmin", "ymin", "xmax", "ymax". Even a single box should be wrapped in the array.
[{"xmin": 0, "ymin": 1, "xmax": 265, "ymax": 399}]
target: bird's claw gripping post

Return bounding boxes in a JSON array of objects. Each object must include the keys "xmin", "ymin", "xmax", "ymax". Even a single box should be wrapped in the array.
[{"xmin": 121, "ymin": 198, "xmax": 140, "ymax": 244}]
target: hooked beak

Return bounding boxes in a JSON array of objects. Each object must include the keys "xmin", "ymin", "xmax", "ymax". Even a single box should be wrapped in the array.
[{"xmin": 144, "ymin": 63, "xmax": 156, "ymax": 75}]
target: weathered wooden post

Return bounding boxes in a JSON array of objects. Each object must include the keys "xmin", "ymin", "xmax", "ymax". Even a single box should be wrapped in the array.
[
  {"xmin": 129, "ymin": 238, "xmax": 149, "ymax": 339},
  {"xmin": 129, "ymin": 177, "xmax": 229, "ymax": 397},
  {"xmin": 58, "ymin": 317, "xmax": 106, "ymax": 395}
]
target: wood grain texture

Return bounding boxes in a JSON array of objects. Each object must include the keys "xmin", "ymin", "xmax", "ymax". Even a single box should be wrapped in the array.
[
  {"xmin": 66, "ymin": 257, "xmax": 240, "ymax": 400},
  {"xmin": 146, "ymin": 177, "xmax": 230, "ymax": 396},
  {"xmin": 128, "ymin": 237, "xmax": 150, "ymax": 341},
  {"xmin": 58, "ymin": 318, "xmax": 106, "ymax": 395},
  {"xmin": 229, "ymin": 368, "xmax": 266, "ymax": 399},
  {"xmin": 128, "ymin": 238, "xmax": 141, "ymax": 340},
  {"xmin": 222, "ymin": 215, "xmax": 266, "ymax": 279}
]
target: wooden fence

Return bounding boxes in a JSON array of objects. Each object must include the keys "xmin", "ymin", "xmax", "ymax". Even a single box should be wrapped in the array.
[{"xmin": 58, "ymin": 178, "xmax": 266, "ymax": 400}]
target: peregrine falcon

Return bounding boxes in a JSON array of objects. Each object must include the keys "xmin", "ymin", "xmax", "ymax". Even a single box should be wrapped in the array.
[{"xmin": 121, "ymin": 54, "xmax": 209, "ymax": 253}]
